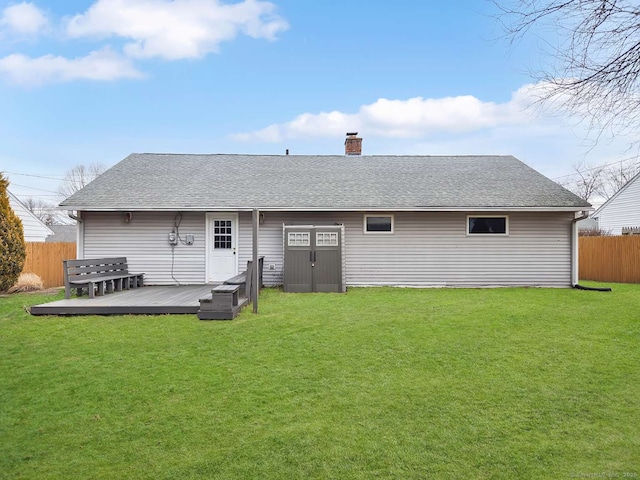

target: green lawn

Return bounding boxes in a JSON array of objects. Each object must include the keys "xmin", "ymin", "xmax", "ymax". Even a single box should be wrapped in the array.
[{"xmin": 1, "ymin": 284, "xmax": 639, "ymax": 479}]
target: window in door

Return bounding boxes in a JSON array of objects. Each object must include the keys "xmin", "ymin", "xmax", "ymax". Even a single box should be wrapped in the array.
[
  {"xmin": 288, "ymin": 232, "xmax": 310, "ymax": 246},
  {"xmin": 316, "ymin": 232, "xmax": 338, "ymax": 246},
  {"xmin": 214, "ymin": 220, "xmax": 232, "ymax": 248}
]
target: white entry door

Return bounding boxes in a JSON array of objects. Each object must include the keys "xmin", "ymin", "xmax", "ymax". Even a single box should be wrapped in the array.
[{"xmin": 207, "ymin": 214, "xmax": 238, "ymax": 282}]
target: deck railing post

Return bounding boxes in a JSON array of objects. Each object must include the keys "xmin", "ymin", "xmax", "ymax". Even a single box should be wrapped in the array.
[{"xmin": 252, "ymin": 209, "xmax": 259, "ymax": 313}]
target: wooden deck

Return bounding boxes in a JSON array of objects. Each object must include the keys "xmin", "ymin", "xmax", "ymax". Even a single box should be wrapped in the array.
[{"xmin": 30, "ymin": 285, "xmax": 248, "ymax": 316}]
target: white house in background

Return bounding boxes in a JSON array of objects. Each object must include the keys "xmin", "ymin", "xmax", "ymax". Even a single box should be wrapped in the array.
[
  {"xmin": 592, "ymin": 171, "xmax": 640, "ymax": 235},
  {"xmin": 8, "ymin": 190, "xmax": 54, "ymax": 242}
]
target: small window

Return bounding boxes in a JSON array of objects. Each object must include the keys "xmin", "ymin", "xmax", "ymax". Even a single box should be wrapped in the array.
[
  {"xmin": 316, "ymin": 232, "xmax": 338, "ymax": 246},
  {"xmin": 364, "ymin": 215, "xmax": 394, "ymax": 234},
  {"xmin": 214, "ymin": 219, "xmax": 232, "ymax": 248},
  {"xmin": 288, "ymin": 232, "xmax": 310, "ymax": 246},
  {"xmin": 467, "ymin": 216, "xmax": 508, "ymax": 235}
]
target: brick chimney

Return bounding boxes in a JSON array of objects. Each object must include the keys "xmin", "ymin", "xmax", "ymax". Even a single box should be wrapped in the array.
[{"xmin": 345, "ymin": 132, "xmax": 362, "ymax": 156}]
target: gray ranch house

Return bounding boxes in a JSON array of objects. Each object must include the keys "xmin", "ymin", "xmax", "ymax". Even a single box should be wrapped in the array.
[{"xmin": 60, "ymin": 137, "xmax": 591, "ymax": 289}]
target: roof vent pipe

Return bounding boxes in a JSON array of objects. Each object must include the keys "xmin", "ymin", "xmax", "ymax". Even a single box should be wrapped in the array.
[{"xmin": 345, "ymin": 132, "xmax": 362, "ymax": 156}]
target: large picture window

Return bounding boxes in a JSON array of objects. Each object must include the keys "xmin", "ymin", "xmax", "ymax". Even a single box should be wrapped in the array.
[
  {"xmin": 364, "ymin": 215, "xmax": 394, "ymax": 234},
  {"xmin": 467, "ymin": 216, "xmax": 508, "ymax": 235}
]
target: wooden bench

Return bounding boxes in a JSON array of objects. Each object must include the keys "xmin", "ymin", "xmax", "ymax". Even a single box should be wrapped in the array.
[{"xmin": 63, "ymin": 257, "xmax": 145, "ymax": 299}]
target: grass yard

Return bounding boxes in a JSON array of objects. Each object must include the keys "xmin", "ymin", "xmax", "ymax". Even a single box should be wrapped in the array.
[{"xmin": 1, "ymin": 284, "xmax": 639, "ymax": 479}]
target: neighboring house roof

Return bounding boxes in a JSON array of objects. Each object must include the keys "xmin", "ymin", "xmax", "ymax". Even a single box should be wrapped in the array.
[
  {"xmin": 60, "ymin": 153, "xmax": 591, "ymax": 212},
  {"xmin": 577, "ymin": 216, "xmax": 598, "ymax": 230},
  {"xmin": 8, "ymin": 190, "xmax": 54, "ymax": 241},
  {"xmin": 592, "ymin": 170, "xmax": 640, "ymax": 218},
  {"xmin": 46, "ymin": 224, "xmax": 77, "ymax": 242}
]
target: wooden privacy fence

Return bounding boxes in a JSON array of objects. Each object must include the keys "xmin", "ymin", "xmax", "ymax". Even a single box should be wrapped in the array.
[
  {"xmin": 22, "ymin": 242, "xmax": 76, "ymax": 288},
  {"xmin": 580, "ymin": 236, "xmax": 640, "ymax": 284}
]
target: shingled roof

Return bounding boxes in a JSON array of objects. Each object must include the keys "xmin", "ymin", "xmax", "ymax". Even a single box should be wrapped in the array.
[{"xmin": 60, "ymin": 153, "xmax": 591, "ymax": 211}]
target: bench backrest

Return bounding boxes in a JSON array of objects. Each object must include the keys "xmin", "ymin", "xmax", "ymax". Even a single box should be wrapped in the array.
[{"xmin": 64, "ymin": 257, "xmax": 129, "ymax": 282}]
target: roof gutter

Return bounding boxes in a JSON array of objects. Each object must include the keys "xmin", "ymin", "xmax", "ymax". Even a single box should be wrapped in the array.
[
  {"xmin": 67, "ymin": 210, "xmax": 81, "ymax": 223},
  {"xmin": 59, "ymin": 206, "xmax": 593, "ymax": 213}
]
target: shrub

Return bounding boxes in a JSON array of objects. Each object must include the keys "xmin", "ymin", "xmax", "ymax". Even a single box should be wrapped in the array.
[
  {"xmin": 0, "ymin": 173, "xmax": 26, "ymax": 292},
  {"xmin": 8, "ymin": 273, "xmax": 44, "ymax": 293},
  {"xmin": 579, "ymin": 227, "xmax": 612, "ymax": 237}
]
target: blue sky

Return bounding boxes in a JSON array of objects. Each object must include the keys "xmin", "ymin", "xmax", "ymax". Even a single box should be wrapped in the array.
[{"xmin": 1, "ymin": 0, "xmax": 637, "ymax": 204}]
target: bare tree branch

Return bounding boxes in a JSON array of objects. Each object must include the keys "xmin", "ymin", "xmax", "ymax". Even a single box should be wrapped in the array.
[
  {"xmin": 58, "ymin": 163, "xmax": 106, "ymax": 200},
  {"xmin": 559, "ymin": 158, "xmax": 640, "ymax": 201},
  {"xmin": 496, "ymin": 0, "xmax": 640, "ymax": 141},
  {"xmin": 21, "ymin": 197, "xmax": 75, "ymax": 225},
  {"xmin": 561, "ymin": 160, "xmax": 605, "ymax": 201},
  {"xmin": 599, "ymin": 158, "xmax": 640, "ymax": 197}
]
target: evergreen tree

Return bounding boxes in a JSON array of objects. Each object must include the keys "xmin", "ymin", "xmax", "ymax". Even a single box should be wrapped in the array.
[{"xmin": 0, "ymin": 173, "xmax": 26, "ymax": 291}]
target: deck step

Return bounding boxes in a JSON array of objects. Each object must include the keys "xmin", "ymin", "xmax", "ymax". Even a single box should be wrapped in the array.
[{"xmin": 198, "ymin": 284, "xmax": 248, "ymax": 320}]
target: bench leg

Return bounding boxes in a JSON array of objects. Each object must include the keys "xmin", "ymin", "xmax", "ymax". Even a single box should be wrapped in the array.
[
  {"xmin": 105, "ymin": 280, "xmax": 114, "ymax": 294},
  {"xmin": 65, "ymin": 285, "xmax": 71, "ymax": 299},
  {"xmin": 114, "ymin": 278, "xmax": 122, "ymax": 292},
  {"xmin": 88, "ymin": 282, "xmax": 96, "ymax": 299}
]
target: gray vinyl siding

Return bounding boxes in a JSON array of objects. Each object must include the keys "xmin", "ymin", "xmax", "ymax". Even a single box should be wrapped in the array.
[
  {"xmin": 82, "ymin": 211, "xmax": 206, "ymax": 285},
  {"xmin": 246, "ymin": 211, "xmax": 572, "ymax": 288},
  {"xmin": 595, "ymin": 177, "xmax": 640, "ymax": 235},
  {"xmin": 81, "ymin": 210, "xmax": 573, "ymax": 287}
]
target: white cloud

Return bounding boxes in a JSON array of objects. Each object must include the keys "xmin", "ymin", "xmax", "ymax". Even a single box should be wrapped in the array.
[
  {"xmin": 228, "ymin": 82, "xmax": 640, "ymax": 184},
  {"xmin": 0, "ymin": 0, "xmax": 287, "ymax": 86},
  {"xmin": 0, "ymin": 2, "xmax": 48, "ymax": 35},
  {"xmin": 231, "ymin": 85, "xmax": 543, "ymax": 142},
  {"xmin": 66, "ymin": 0, "xmax": 289, "ymax": 60},
  {"xmin": 0, "ymin": 47, "xmax": 144, "ymax": 86}
]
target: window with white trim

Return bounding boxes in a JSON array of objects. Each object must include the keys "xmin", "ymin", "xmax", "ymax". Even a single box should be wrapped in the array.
[
  {"xmin": 364, "ymin": 215, "xmax": 394, "ymax": 234},
  {"xmin": 316, "ymin": 232, "xmax": 338, "ymax": 246},
  {"xmin": 467, "ymin": 216, "xmax": 508, "ymax": 235},
  {"xmin": 288, "ymin": 232, "xmax": 310, "ymax": 246}
]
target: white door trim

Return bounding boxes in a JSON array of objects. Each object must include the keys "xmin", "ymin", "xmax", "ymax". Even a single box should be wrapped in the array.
[{"xmin": 205, "ymin": 212, "xmax": 239, "ymax": 283}]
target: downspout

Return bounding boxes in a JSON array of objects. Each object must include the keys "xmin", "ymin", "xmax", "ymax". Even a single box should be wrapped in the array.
[
  {"xmin": 67, "ymin": 210, "xmax": 84, "ymax": 259},
  {"xmin": 571, "ymin": 211, "xmax": 612, "ymax": 292},
  {"xmin": 570, "ymin": 211, "xmax": 589, "ymax": 287}
]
